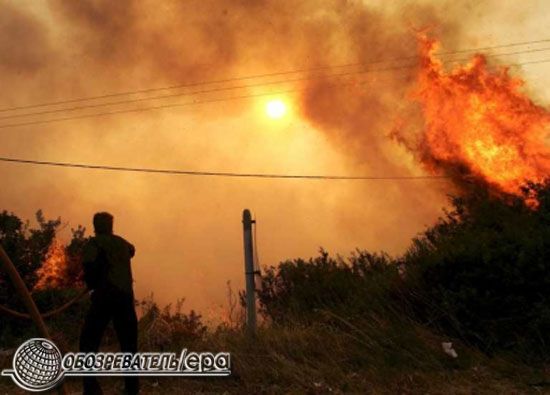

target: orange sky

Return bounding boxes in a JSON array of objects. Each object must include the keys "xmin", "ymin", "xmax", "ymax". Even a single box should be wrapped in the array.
[{"xmin": 1, "ymin": 0, "xmax": 548, "ymax": 317}]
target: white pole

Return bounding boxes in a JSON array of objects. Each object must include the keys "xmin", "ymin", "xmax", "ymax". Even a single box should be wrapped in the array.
[{"xmin": 242, "ymin": 209, "xmax": 256, "ymax": 334}]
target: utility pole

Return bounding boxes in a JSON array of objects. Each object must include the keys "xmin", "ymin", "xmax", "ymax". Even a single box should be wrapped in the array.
[{"xmin": 242, "ymin": 209, "xmax": 256, "ymax": 335}]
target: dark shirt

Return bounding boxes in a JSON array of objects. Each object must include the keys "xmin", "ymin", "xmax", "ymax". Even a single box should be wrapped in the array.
[{"xmin": 82, "ymin": 234, "xmax": 135, "ymax": 295}]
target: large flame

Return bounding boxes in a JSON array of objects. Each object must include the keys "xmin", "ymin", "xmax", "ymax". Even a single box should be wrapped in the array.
[
  {"xmin": 34, "ymin": 238, "xmax": 69, "ymax": 291},
  {"xmin": 412, "ymin": 35, "xmax": 550, "ymax": 202}
]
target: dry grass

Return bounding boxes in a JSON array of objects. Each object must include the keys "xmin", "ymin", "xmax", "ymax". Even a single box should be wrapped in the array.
[
  {"xmin": 0, "ymin": 319, "xmax": 547, "ymax": 394},
  {"xmin": 0, "ymin": 296, "xmax": 547, "ymax": 394}
]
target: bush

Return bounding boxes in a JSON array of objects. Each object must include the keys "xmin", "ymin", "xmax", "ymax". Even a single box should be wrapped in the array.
[
  {"xmin": 402, "ymin": 182, "xmax": 550, "ymax": 360},
  {"xmin": 137, "ymin": 296, "xmax": 207, "ymax": 351},
  {"xmin": 0, "ymin": 210, "xmax": 87, "ymax": 346},
  {"xmin": 257, "ymin": 249, "xmax": 400, "ymax": 323},
  {"xmin": 257, "ymin": 182, "xmax": 550, "ymax": 361}
]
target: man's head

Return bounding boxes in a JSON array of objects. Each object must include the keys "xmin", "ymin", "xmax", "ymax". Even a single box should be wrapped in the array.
[{"xmin": 93, "ymin": 212, "xmax": 114, "ymax": 235}]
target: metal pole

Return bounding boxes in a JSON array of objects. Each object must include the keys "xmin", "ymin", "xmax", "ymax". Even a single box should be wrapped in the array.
[
  {"xmin": 242, "ymin": 209, "xmax": 256, "ymax": 334},
  {"xmin": 0, "ymin": 244, "xmax": 68, "ymax": 395}
]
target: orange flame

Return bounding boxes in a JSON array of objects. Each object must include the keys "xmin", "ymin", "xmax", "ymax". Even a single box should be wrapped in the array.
[
  {"xmin": 34, "ymin": 238, "xmax": 69, "ymax": 291},
  {"xmin": 413, "ymin": 35, "xmax": 550, "ymax": 203}
]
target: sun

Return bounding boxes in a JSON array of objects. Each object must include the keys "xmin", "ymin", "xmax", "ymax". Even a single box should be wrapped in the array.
[{"xmin": 265, "ymin": 99, "xmax": 287, "ymax": 119}]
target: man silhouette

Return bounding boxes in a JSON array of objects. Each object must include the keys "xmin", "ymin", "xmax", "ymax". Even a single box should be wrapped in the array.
[{"xmin": 80, "ymin": 212, "xmax": 138, "ymax": 395}]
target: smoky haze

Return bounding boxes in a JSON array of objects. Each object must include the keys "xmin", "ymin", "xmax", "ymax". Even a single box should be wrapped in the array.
[{"xmin": 1, "ymin": 0, "xmax": 535, "ymax": 315}]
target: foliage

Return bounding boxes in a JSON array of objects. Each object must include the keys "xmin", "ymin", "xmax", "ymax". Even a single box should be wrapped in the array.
[
  {"xmin": 257, "ymin": 182, "xmax": 550, "ymax": 361},
  {"xmin": 2, "ymin": 182, "xmax": 550, "ymax": 368},
  {"xmin": 401, "ymin": 182, "xmax": 550, "ymax": 359},
  {"xmin": 64, "ymin": 225, "xmax": 88, "ymax": 287},
  {"xmin": 0, "ymin": 210, "xmax": 60, "ymax": 298},
  {"xmin": 137, "ymin": 295, "xmax": 207, "ymax": 351},
  {"xmin": 257, "ymin": 249, "xmax": 400, "ymax": 323},
  {"xmin": 0, "ymin": 211, "xmax": 87, "ymax": 346}
]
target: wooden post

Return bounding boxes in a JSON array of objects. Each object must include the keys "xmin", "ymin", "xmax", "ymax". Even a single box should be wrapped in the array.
[
  {"xmin": 242, "ymin": 209, "xmax": 256, "ymax": 335},
  {"xmin": 0, "ymin": 245, "xmax": 51, "ymax": 337},
  {"xmin": 0, "ymin": 244, "xmax": 68, "ymax": 395}
]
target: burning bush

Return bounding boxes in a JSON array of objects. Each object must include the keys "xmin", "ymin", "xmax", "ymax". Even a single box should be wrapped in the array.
[
  {"xmin": 0, "ymin": 210, "xmax": 87, "ymax": 346},
  {"xmin": 34, "ymin": 226, "xmax": 87, "ymax": 291},
  {"xmin": 395, "ymin": 35, "xmax": 550, "ymax": 207}
]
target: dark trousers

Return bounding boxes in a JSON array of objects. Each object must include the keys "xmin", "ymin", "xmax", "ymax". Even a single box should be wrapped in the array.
[{"xmin": 80, "ymin": 288, "xmax": 139, "ymax": 395}]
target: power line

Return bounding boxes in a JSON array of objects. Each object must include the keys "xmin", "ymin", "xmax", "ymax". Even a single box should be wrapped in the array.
[
  {"xmin": 1, "ymin": 37, "xmax": 550, "ymax": 114},
  {"xmin": 2, "ymin": 46, "xmax": 550, "ymax": 123},
  {"xmin": 0, "ymin": 87, "xmax": 303, "ymax": 129},
  {"xmin": 0, "ymin": 67, "xmax": 403, "ymax": 121},
  {"xmin": 433, "ymin": 38, "xmax": 550, "ymax": 55},
  {"xmin": 1, "ymin": 56, "xmax": 549, "ymax": 130},
  {"xmin": 0, "ymin": 156, "xmax": 449, "ymax": 180}
]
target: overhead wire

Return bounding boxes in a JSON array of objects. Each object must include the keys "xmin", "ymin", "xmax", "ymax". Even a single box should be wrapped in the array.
[
  {"xmin": 0, "ymin": 37, "xmax": 549, "ymax": 115},
  {"xmin": 0, "ymin": 38, "xmax": 548, "ymax": 179},
  {"xmin": 0, "ymin": 156, "xmax": 450, "ymax": 180},
  {"xmin": 0, "ymin": 87, "xmax": 304, "ymax": 129},
  {"xmin": 2, "ymin": 45, "xmax": 550, "ymax": 123},
  {"xmin": 1, "ymin": 55, "xmax": 549, "ymax": 129}
]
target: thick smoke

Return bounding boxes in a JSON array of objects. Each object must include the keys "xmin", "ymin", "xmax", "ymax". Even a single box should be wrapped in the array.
[{"xmin": 0, "ymin": 0, "xmax": 508, "ymax": 312}]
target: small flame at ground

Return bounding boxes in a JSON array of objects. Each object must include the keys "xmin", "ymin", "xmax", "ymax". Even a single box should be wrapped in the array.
[
  {"xmin": 412, "ymin": 35, "xmax": 550, "ymax": 203},
  {"xmin": 34, "ymin": 239, "xmax": 68, "ymax": 291}
]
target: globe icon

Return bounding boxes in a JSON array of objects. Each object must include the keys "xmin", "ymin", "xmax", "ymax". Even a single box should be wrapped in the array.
[{"xmin": 12, "ymin": 338, "xmax": 63, "ymax": 390}]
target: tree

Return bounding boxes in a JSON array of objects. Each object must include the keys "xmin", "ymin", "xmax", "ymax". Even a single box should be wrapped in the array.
[
  {"xmin": 0, "ymin": 210, "xmax": 60, "ymax": 302},
  {"xmin": 0, "ymin": 210, "xmax": 88, "ymax": 344}
]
